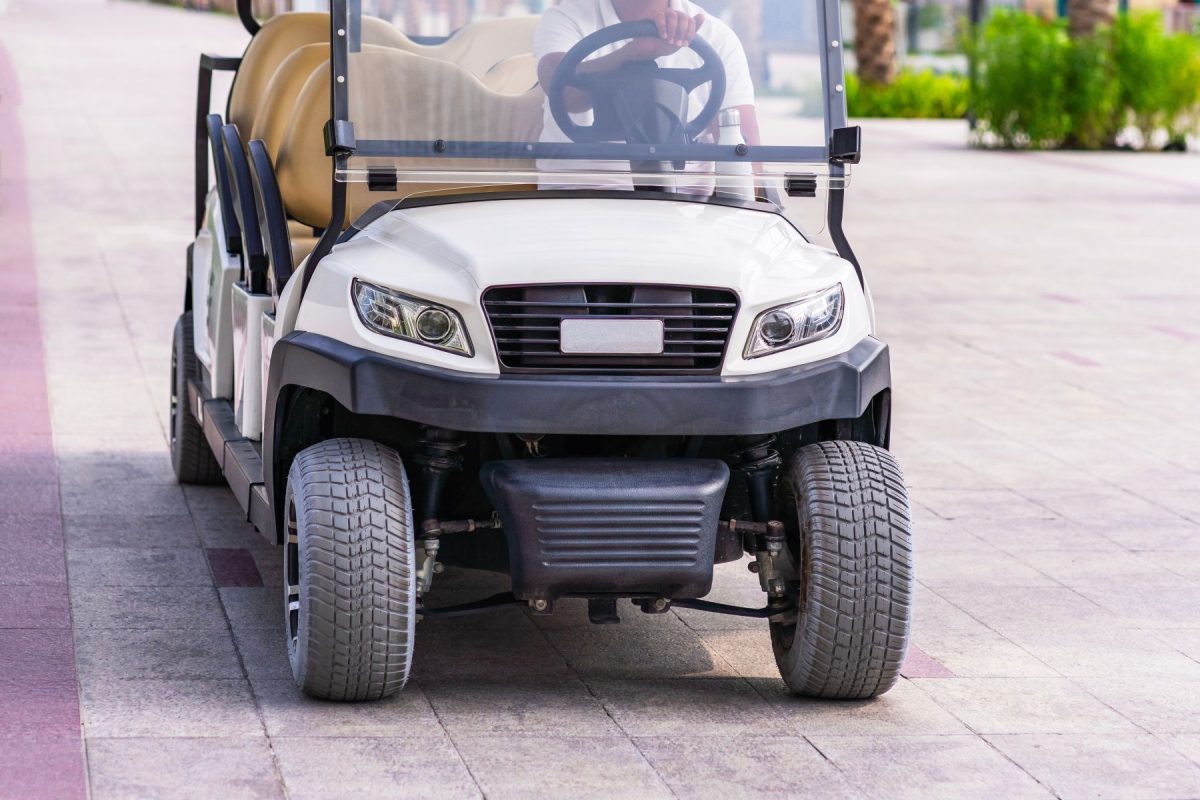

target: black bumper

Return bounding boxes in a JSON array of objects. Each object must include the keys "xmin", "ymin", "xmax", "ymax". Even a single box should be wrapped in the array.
[{"xmin": 268, "ymin": 331, "xmax": 890, "ymax": 437}]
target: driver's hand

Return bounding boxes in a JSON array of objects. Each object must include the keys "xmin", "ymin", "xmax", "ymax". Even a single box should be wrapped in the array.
[{"xmin": 627, "ymin": 10, "xmax": 706, "ymax": 59}]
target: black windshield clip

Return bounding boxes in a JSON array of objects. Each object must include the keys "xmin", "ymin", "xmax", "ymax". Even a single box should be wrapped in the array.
[
  {"xmin": 785, "ymin": 173, "xmax": 818, "ymax": 198},
  {"xmin": 324, "ymin": 119, "xmax": 357, "ymax": 156},
  {"xmin": 830, "ymin": 126, "xmax": 862, "ymax": 165},
  {"xmin": 367, "ymin": 166, "xmax": 399, "ymax": 192}
]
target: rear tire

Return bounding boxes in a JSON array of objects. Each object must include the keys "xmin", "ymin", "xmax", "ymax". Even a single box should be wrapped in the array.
[
  {"xmin": 284, "ymin": 438, "xmax": 417, "ymax": 701},
  {"xmin": 170, "ymin": 312, "xmax": 222, "ymax": 485},
  {"xmin": 770, "ymin": 441, "xmax": 913, "ymax": 699}
]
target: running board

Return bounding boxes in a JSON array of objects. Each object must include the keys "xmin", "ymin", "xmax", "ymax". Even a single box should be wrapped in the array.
[{"xmin": 187, "ymin": 377, "xmax": 274, "ymax": 544}]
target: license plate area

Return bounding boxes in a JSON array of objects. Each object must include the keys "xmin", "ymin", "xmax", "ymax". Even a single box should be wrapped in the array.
[{"xmin": 559, "ymin": 318, "xmax": 665, "ymax": 355}]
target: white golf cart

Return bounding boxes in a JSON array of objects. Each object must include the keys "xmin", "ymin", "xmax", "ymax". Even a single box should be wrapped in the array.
[{"xmin": 175, "ymin": 0, "xmax": 912, "ymax": 702}]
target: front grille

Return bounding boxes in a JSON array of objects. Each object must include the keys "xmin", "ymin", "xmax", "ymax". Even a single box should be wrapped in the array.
[{"xmin": 482, "ymin": 284, "xmax": 739, "ymax": 374}]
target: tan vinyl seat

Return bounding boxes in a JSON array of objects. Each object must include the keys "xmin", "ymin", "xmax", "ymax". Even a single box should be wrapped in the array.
[
  {"xmin": 227, "ymin": 12, "xmax": 411, "ymax": 137},
  {"xmin": 275, "ymin": 48, "xmax": 544, "ymax": 232},
  {"xmin": 392, "ymin": 16, "xmax": 538, "ymax": 80},
  {"xmin": 481, "ymin": 53, "xmax": 539, "ymax": 94}
]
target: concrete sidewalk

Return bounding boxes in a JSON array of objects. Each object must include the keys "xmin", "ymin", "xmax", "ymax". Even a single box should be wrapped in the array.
[{"xmin": 2, "ymin": 1, "xmax": 1200, "ymax": 798}]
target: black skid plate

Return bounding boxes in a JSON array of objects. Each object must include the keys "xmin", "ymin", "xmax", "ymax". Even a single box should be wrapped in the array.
[{"xmin": 481, "ymin": 459, "xmax": 730, "ymax": 602}]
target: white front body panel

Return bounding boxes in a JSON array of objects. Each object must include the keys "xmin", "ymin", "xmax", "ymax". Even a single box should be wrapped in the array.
[{"xmin": 291, "ymin": 198, "xmax": 871, "ymax": 377}]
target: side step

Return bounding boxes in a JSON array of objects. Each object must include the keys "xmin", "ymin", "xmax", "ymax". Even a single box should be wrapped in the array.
[{"xmin": 188, "ymin": 377, "xmax": 274, "ymax": 543}]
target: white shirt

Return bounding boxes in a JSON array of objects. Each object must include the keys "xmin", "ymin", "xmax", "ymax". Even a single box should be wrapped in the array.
[{"xmin": 532, "ymin": 0, "xmax": 755, "ymax": 185}]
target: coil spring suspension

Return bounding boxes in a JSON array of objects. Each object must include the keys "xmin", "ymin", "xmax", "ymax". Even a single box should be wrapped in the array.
[{"xmin": 732, "ymin": 434, "xmax": 782, "ymax": 525}]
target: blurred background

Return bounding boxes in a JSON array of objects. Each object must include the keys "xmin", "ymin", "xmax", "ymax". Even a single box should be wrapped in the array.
[{"xmin": 163, "ymin": 0, "xmax": 1200, "ymax": 152}]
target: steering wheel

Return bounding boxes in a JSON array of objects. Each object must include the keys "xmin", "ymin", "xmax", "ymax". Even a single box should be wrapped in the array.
[{"xmin": 548, "ymin": 19, "xmax": 727, "ymax": 145}]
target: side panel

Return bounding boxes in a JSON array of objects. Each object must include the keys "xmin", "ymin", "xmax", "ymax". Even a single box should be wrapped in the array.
[
  {"xmin": 201, "ymin": 200, "xmax": 243, "ymax": 401},
  {"xmin": 231, "ymin": 283, "xmax": 274, "ymax": 441}
]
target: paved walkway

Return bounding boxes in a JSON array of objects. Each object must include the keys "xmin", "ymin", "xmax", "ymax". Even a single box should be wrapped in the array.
[{"xmin": 2, "ymin": 1, "xmax": 1200, "ymax": 798}]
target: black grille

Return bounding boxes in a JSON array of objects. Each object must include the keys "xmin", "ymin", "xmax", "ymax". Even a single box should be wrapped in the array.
[{"xmin": 482, "ymin": 284, "xmax": 739, "ymax": 374}]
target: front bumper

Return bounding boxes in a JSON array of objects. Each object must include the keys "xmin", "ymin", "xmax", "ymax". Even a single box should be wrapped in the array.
[{"xmin": 268, "ymin": 331, "xmax": 890, "ymax": 437}]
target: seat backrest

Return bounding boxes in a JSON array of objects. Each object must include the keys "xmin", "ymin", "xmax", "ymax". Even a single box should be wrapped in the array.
[
  {"xmin": 228, "ymin": 12, "xmax": 411, "ymax": 138},
  {"xmin": 481, "ymin": 53, "xmax": 539, "ymax": 94},
  {"xmin": 275, "ymin": 48, "xmax": 544, "ymax": 230},
  {"xmin": 393, "ymin": 16, "xmax": 539, "ymax": 79}
]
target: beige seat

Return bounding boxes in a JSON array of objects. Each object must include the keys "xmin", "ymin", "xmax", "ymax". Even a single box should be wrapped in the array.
[
  {"xmin": 482, "ymin": 53, "xmax": 539, "ymax": 94},
  {"xmin": 392, "ymin": 16, "xmax": 539, "ymax": 81},
  {"xmin": 227, "ymin": 12, "xmax": 412, "ymax": 137},
  {"xmin": 275, "ymin": 48, "xmax": 544, "ymax": 232}
]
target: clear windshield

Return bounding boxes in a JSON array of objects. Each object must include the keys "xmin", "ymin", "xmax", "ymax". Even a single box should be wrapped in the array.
[{"xmin": 338, "ymin": 0, "xmax": 843, "ymax": 207}]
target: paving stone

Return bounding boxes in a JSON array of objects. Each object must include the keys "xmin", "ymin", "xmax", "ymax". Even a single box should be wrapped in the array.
[
  {"xmin": 55, "ymin": 452, "xmax": 175, "ymax": 485},
  {"xmin": 452, "ymin": 734, "xmax": 672, "ymax": 800},
  {"xmin": 271, "ymin": 736, "xmax": 480, "ymax": 800},
  {"xmin": 70, "ymin": 585, "xmax": 228, "ymax": 630},
  {"xmin": 231, "ymin": 624, "xmax": 293, "ymax": 685},
  {"xmin": 0, "ymin": 542, "xmax": 67, "ymax": 585},
  {"xmin": 0, "ymin": 683, "xmax": 82, "ymax": 739},
  {"xmin": 0, "ymin": 585, "xmax": 71, "ymax": 628},
  {"xmin": 918, "ymin": 549, "xmax": 1057, "ymax": 589},
  {"xmin": 749, "ymin": 677, "xmax": 971, "ymax": 735},
  {"xmin": 74, "ymin": 627, "xmax": 243, "ymax": 681},
  {"xmin": 87, "ymin": 737, "xmax": 283, "ymax": 800},
  {"xmin": 1004, "ymin": 627, "xmax": 1200, "ymax": 678},
  {"xmin": 60, "ymin": 482, "xmax": 186, "ymax": 517},
  {"xmin": 0, "ymin": 736, "xmax": 87, "ymax": 800},
  {"xmin": 252, "ymin": 678, "xmax": 442, "ymax": 737},
  {"xmin": 80, "ymin": 678, "xmax": 262, "ymax": 737},
  {"xmin": 66, "ymin": 547, "xmax": 211, "ymax": 586},
  {"xmin": 1167, "ymin": 734, "xmax": 1200, "ymax": 768},
  {"xmin": 808, "ymin": 734, "xmax": 1053, "ymax": 799},
  {"xmin": 218, "ymin": 587, "xmax": 281, "ymax": 632},
  {"xmin": 422, "ymin": 676, "xmax": 621, "ymax": 735},
  {"xmin": 0, "ymin": 628, "xmax": 77, "ymax": 686},
  {"xmin": 587, "ymin": 678, "xmax": 791, "ymax": 736},
  {"xmin": 1076, "ymin": 677, "xmax": 1200, "ymax": 734},
  {"xmin": 985, "ymin": 733, "xmax": 1200, "ymax": 800},
  {"xmin": 916, "ymin": 677, "xmax": 1139, "ymax": 734},
  {"xmin": 1017, "ymin": 549, "xmax": 1192, "ymax": 589},
  {"xmin": 635, "ymin": 735, "xmax": 863, "ymax": 800},
  {"xmin": 62, "ymin": 514, "xmax": 197, "ymax": 549},
  {"xmin": 411, "ymin": 614, "xmax": 574, "ymax": 680},
  {"xmin": 545, "ymin": 627, "xmax": 739, "ymax": 679}
]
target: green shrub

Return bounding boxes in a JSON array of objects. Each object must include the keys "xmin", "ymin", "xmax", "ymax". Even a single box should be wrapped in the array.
[
  {"xmin": 969, "ymin": 9, "xmax": 1200, "ymax": 149},
  {"xmin": 846, "ymin": 70, "xmax": 969, "ymax": 119},
  {"xmin": 1112, "ymin": 13, "xmax": 1200, "ymax": 142},
  {"xmin": 967, "ymin": 11, "xmax": 1073, "ymax": 147}
]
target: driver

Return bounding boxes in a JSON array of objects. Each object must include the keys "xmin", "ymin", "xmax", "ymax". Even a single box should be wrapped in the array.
[{"xmin": 533, "ymin": 0, "xmax": 760, "ymax": 189}]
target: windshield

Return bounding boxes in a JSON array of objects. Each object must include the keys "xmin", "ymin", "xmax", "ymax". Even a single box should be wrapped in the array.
[{"xmin": 337, "ymin": 0, "xmax": 844, "ymax": 204}]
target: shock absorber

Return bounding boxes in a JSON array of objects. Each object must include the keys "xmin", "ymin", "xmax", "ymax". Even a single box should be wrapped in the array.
[
  {"xmin": 732, "ymin": 434, "xmax": 782, "ymax": 524},
  {"xmin": 412, "ymin": 426, "xmax": 465, "ymax": 526}
]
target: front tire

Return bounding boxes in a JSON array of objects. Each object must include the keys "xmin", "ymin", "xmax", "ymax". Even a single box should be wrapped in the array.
[
  {"xmin": 284, "ymin": 438, "xmax": 417, "ymax": 701},
  {"xmin": 170, "ymin": 312, "xmax": 222, "ymax": 485},
  {"xmin": 771, "ymin": 441, "xmax": 913, "ymax": 699}
]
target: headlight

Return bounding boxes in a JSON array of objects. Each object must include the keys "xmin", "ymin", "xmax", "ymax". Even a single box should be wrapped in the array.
[
  {"xmin": 352, "ymin": 279, "xmax": 473, "ymax": 357},
  {"xmin": 744, "ymin": 285, "xmax": 844, "ymax": 358}
]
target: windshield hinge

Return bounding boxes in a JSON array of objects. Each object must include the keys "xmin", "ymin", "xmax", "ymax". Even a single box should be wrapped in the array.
[
  {"xmin": 324, "ymin": 119, "xmax": 357, "ymax": 156},
  {"xmin": 829, "ymin": 126, "xmax": 862, "ymax": 165}
]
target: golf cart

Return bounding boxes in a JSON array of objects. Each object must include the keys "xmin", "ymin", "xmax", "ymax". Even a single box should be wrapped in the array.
[{"xmin": 175, "ymin": 0, "xmax": 913, "ymax": 702}]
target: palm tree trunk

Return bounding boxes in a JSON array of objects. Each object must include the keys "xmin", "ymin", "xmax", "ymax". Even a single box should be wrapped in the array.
[
  {"xmin": 1067, "ymin": 0, "xmax": 1117, "ymax": 36},
  {"xmin": 854, "ymin": 0, "xmax": 897, "ymax": 86}
]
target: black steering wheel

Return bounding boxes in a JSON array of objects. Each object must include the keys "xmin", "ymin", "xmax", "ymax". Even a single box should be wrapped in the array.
[{"xmin": 548, "ymin": 19, "xmax": 727, "ymax": 145}]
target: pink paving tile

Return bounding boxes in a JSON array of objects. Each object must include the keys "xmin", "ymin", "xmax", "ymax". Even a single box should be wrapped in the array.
[
  {"xmin": 0, "ymin": 482, "xmax": 61, "ymax": 515},
  {"xmin": 1041, "ymin": 292, "xmax": 1081, "ymax": 304},
  {"xmin": 206, "ymin": 548, "xmax": 265, "ymax": 587},
  {"xmin": 1051, "ymin": 350, "xmax": 1101, "ymax": 368},
  {"xmin": 0, "ymin": 737, "xmax": 87, "ymax": 800},
  {"xmin": 0, "ymin": 453, "xmax": 57, "ymax": 483},
  {"xmin": 0, "ymin": 684, "xmax": 82, "ymax": 738},
  {"xmin": 0, "ymin": 629, "xmax": 77, "ymax": 685},
  {"xmin": 900, "ymin": 645, "xmax": 956, "ymax": 679},
  {"xmin": 0, "ymin": 514, "xmax": 65, "ymax": 546},
  {"xmin": 0, "ymin": 586, "xmax": 72, "ymax": 628},
  {"xmin": 0, "ymin": 544, "xmax": 67, "ymax": 585}
]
